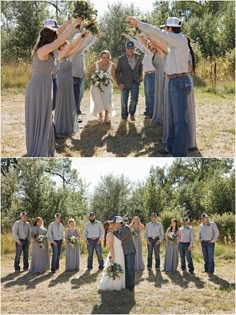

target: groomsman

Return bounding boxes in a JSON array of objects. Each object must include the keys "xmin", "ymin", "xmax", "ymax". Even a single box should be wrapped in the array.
[
  {"xmin": 126, "ymin": 16, "xmax": 191, "ymax": 156},
  {"xmin": 48, "ymin": 213, "xmax": 65, "ymax": 273},
  {"xmin": 83, "ymin": 212, "xmax": 104, "ymax": 271},
  {"xmin": 12, "ymin": 211, "xmax": 31, "ymax": 272},
  {"xmin": 116, "ymin": 41, "xmax": 143, "ymax": 122},
  {"xmin": 198, "ymin": 213, "xmax": 219, "ymax": 275},
  {"xmin": 178, "ymin": 217, "xmax": 195, "ymax": 274},
  {"xmin": 144, "ymin": 212, "xmax": 164, "ymax": 271}
]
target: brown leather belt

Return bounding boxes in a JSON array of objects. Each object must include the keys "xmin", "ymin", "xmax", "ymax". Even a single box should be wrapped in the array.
[
  {"xmin": 145, "ymin": 71, "xmax": 155, "ymax": 75},
  {"xmin": 167, "ymin": 73, "xmax": 188, "ymax": 80}
]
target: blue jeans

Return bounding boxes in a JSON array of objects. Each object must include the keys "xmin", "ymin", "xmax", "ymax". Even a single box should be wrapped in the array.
[
  {"xmin": 14, "ymin": 240, "xmax": 29, "ymax": 271},
  {"xmin": 87, "ymin": 239, "xmax": 104, "ymax": 270},
  {"xmin": 125, "ymin": 253, "xmax": 135, "ymax": 290},
  {"xmin": 121, "ymin": 82, "xmax": 139, "ymax": 119},
  {"xmin": 147, "ymin": 238, "xmax": 160, "ymax": 269},
  {"xmin": 73, "ymin": 75, "xmax": 85, "ymax": 114},
  {"xmin": 167, "ymin": 75, "xmax": 192, "ymax": 157},
  {"xmin": 201, "ymin": 242, "xmax": 215, "ymax": 273},
  {"xmin": 51, "ymin": 240, "xmax": 63, "ymax": 272},
  {"xmin": 52, "ymin": 77, "xmax": 57, "ymax": 111},
  {"xmin": 178, "ymin": 242, "xmax": 194, "ymax": 272},
  {"xmin": 144, "ymin": 73, "xmax": 155, "ymax": 117}
]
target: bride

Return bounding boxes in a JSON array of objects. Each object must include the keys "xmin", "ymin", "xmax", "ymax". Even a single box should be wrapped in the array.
[
  {"xmin": 89, "ymin": 50, "xmax": 116, "ymax": 123},
  {"xmin": 99, "ymin": 221, "xmax": 125, "ymax": 291}
]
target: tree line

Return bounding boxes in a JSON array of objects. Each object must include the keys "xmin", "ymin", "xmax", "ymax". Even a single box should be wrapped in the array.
[{"xmin": 1, "ymin": 158, "xmax": 235, "ymax": 234}]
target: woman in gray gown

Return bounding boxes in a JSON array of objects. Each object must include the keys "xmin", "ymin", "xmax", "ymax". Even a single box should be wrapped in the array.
[
  {"xmin": 130, "ymin": 216, "xmax": 145, "ymax": 271},
  {"xmin": 65, "ymin": 218, "xmax": 80, "ymax": 272},
  {"xmin": 30, "ymin": 217, "xmax": 49, "ymax": 273},
  {"xmin": 163, "ymin": 219, "xmax": 179, "ymax": 272},
  {"xmin": 25, "ymin": 18, "xmax": 82, "ymax": 157},
  {"xmin": 54, "ymin": 31, "xmax": 89, "ymax": 137}
]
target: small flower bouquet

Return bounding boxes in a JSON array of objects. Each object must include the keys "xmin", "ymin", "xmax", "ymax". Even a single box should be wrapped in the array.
[
  {"xmin": 72, "ymin": 1, "xmax": 98, "ymax": 25},
  {"xmin": 167, "ymin": 232, "xmax": 178, "ymax": 244},
  {"xmin": 68, "ymin": 235, "xmax": 78, "ymax": 248},
  {"xmin": 105, "ymin": 263, "xmax": 124, "ymax": 280},
  {"xmin": 91, "ymin": 69, "xmax": 111, "ymax": 92},
  {"xmin": 35, "ymin": 234, "xmax": 47, "ymax": 249},
  {"xmin": 131, "ymin": 228, "xmax": 138, "ymax": 238}
]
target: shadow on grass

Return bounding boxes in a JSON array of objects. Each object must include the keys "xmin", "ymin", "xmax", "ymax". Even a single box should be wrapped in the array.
[
  {"xmin": 1, "ymin": 272, "xmax": 20, "ymax": 283},
  {"xmin": 92, "ymin": 289, "xmax": 136, "ymax": 314},
  {"xmin": 208, "ymin": 274, "xmax": 235, "ymax": 291},
  {"xmin": 135, "ymin": 270, "xmax": 145, "ymax": 285},
  {"xmin": 4, "ymin": 271, "xmax": 53, "ymax": 289},
  {"xmin": 165, "ymin": 271, "xmax": 205, "ymax": 289},
  {"xmin": 48, "ymin": 271, "xmax": 77, "ymax": 287},
  {"xmin": 146, "ymin": 270, "xmax": 169, "ymax": 288},
  {"xmin": 71, "ymin": 270, "xmax": 100, "ymax": 289}
]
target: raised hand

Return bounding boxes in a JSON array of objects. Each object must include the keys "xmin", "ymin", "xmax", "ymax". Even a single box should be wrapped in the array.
[
  {"xmin": 96, "ymin": 32, "xmax": 105, "ymax": 38},
  {"xmin": 121, "ymin": 33, "xmax": 131, "ymax": 40},
  {"xmin": 126, "ymin": 16, "xmax": 139, "ymax": 28}
]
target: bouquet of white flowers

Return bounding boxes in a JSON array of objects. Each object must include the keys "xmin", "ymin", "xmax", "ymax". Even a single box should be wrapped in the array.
[
  {"xmin": 131, "ymin": 228, "xmax": 138, "ymax": 238},
  {"xmin": 91, "ymin": 69, "xmax": 111, "ymax": 92},
  {"xmin": 167, "ymin": 231, "xmax": 178, "ymax": 244},
  {"xmin": 68, "ymin": 235, "xmax": 78, "ymax": 248},
  {"xmin": 35, "ymin": 234, "xmax": 47, "ymax": 249},
  {"xmin": 105, "ymin": 263, "xmax": 124, "ymax": 280}
]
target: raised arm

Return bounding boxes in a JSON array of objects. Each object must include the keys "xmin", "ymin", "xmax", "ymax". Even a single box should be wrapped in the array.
[
  {"xmin": 37, "ymin": 18, "xmax": 82, "ymax": 60},
  {"xmin": 146, "ymin": 35, "xmax": 168, "ymax": 55},
  {"xmin": 59, "ymin": 31, "xmax": 90, "ymax": 60},
  {"xmin": 136, "ymin": 34, "xmax": 149, "ymax": 51},
  {"xmin": 57, "ymin": 17, "xmax": 73, "ymax": 35}
]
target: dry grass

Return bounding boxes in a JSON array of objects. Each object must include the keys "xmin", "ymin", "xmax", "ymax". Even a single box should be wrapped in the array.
[
  {"xmin": 1, "ymin": 88, "xmax": 235, "ymax": 157},
  {"xmin": 1, "ymin": 247, "xmax": 235, "ymax": 314}
]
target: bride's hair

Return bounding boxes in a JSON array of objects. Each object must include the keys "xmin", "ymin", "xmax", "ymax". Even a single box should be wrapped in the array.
[
  {"xmin": 103, "ymin": 220, "xmax": 111, "ymax": 248},
  {"xmin": 100, "ymin": 50, "xmax": 111, "ymax": 59},
  {"xmin": 130, "ymin": 216, "xmax": 141, "ymax": 226}
]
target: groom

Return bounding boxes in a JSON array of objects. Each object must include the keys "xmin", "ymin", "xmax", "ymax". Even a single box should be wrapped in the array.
[{"xmin": 113, "ymin": 216, "xmax": 136, "ymax": 291}]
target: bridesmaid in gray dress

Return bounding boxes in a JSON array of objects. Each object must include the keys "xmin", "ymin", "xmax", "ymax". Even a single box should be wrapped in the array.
[
  {"xmin": 130, "ymin": 216, "xmax": 145, "ymax": 271},
  {"xmin": 30, "ymin": 217, "xmax": 49, "ymax": 273},
  {"xmin": 65, "ymin": 219, "xmax": 80, "ymax": 272},
  {"xmin": 163, "ymin": 219, "xmax": 179, "ymax": 272},
  {"xmin": 25, "ymin": 18, "xmax": 82, "ymax": 156},
  {"xmin": 54, "ymin": 33, "xmax": 89, "ymax": 137}
]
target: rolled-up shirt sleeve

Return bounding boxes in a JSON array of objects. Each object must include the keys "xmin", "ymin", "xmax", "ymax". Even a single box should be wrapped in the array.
[
  {"xmin": 47, "ymin": 223, "xmax": 54, "ymax": 243},
  {"xmin": 27, "ymin": 225, "xmax": 31, "ymax": 241},
  {"xmin": 190, "ymin": 228, "xmax": 194, "ymax": 247},
  {"xmin": 83, "ymin": 224, "xmax": 88, "ymax": 240},
  {"xmin": 159, "ymin": 224, "xmax": 164, "ymax": 241},
  {"xmin": 99, "ymin": 222, "xmax": 105, "ymax": 241},
  {"xmin": 12, "ymin": 222, "xmax": 19, "ymax": 243},
  {"xmin": 212, "ymin": 222, "xmax": 220, "ymax": 242}
]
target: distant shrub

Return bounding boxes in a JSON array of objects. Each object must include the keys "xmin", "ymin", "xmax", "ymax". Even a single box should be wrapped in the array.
[{"xmin": 211, "ymin": 212, "xmax": 235, "ymax": 243}]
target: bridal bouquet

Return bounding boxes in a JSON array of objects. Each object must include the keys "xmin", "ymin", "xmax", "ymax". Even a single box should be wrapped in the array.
[
  {"xmin": 68, "ymin": 236, "xmax": 78, "ymax": 247},
  {"xmin": 91, "ymin": 69, "xmax": 111, "ymax": 92},
  {"xmin": 105, "ymin": 263, "xmax": 124, "ymax": 280},
  {"xmin": 35, "ymin": 234, "xmax": 47, "ymax": 249},
  {"xmin": 167, "ymin": 232, "xmax": 178, "ymax": 244}
]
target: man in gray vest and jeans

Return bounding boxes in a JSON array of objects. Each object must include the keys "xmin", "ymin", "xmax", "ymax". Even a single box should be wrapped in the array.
[
  {"xmin": 113, "ymin": 216, "xmax": 136, "ymax": 291},
  {"xmin": 116, "ymin": 41, "xmax": 143, "ymax": 122}
]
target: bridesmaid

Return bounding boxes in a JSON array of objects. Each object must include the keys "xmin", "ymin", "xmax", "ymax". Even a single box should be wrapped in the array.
[
  {"xmin": 65, "ymin": 218, "xmax": 80, "ymax": 272},
  {"xmin": 163, "ymin": 219, "xmax": 179, "ymax": 272},
  {"xmin": 30, "ymin": 217, "xmax": 49, "ymax": 273},
  {"xmin": 130, "ymin": 216, "xmax": 145, "ymax": 271},
  {"xmin": 25, "ymin": 17, "xmax": 82, "ymax": 157},
  {"xmin": 54, "ymin": 30, "xmax": 90, "ymax": 137}
]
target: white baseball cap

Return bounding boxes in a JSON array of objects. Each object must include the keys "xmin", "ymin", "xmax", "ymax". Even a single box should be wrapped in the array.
[
  {"xmin": 43, "ymin": 19, "xmax": 59, "ymax": 28},
  {"xmin": 113, "ymin": 216, "xmax": 123, "ymax": 223},
  {"xmin": 161, "ymin": 17, "xmax": 182, "ymax": 28}
]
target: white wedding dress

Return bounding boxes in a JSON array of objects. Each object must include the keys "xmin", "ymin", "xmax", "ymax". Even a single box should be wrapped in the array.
[
  {"xmin": 90, "ymin": 62, "xmax": 115, "ymax": 117},
  {"xmin": 99, "ymin": 234, "xmax": 126, "ymax": 291}
]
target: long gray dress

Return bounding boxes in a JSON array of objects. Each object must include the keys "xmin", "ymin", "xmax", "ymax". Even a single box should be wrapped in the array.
[
  {"xmin": 152, "ymin": 54, "xmax": 165, "ymax": 125},
  {"xmin": 30, "ymin": 226, "xmax": 49, "ymax": 273},
  {"xmin": 163, "ymin": 230, "xmax": 179, "ymax": 272},
  {"xmin": 25, "ymin": 54, "xmax": 55, "ymax": 157},
  {"xmin": 54, "ymin": 58, "xmax": 78, "ymax": 136},
  {"xmin": 65, "ymin": 228, "xmax": 80, "ymax": 271},
  {"xmin": 132, "ymin": 227, "xmax": 145, "ymax": 271},
  {"xmin": 162, "ymin": 54, "xmax": 197, "ymax": 149}
]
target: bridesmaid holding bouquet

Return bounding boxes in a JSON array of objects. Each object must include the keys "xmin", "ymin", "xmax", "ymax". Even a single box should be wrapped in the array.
[
  {"xmin": 130, "ymin": 216, "xmax": 145, "ymax": 271},
  {"xmin": 65, "ymin": 218, "xmax": 80, "ymax": 272}
]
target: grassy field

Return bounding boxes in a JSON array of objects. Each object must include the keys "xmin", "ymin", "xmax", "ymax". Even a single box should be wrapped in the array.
[
  {"xmin": 1, "ymin": 232, "xmax": 235, "ymax": 314},
  {"xmin": 1, "ymin": 87, "xmax": 235, "ymax": 157}
]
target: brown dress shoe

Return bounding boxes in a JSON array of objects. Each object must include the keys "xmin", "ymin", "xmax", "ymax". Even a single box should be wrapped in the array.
[{"xmin": 130, "ymin": 115, "xmax": 135, "ymax": 121}]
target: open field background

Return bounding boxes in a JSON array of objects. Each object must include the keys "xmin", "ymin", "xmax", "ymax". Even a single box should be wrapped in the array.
[
  {"xmin": 1, "ymin": 232, "xmax": 235, "ymax": 314},
  {"xmin": 1, "ymin": 87, "xmax": 235, "ymax": 158}
]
